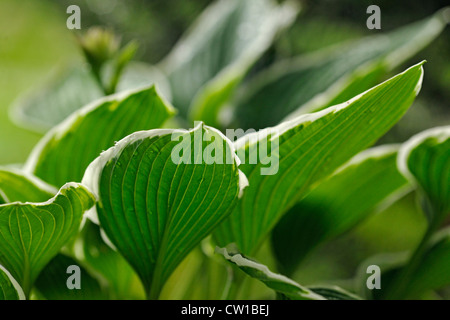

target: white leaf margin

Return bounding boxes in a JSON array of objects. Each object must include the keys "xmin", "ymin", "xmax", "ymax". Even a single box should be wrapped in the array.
[
  {"xmin": 235, "ymin": 63, "xmax": 424, "ymax": 155},
  {"xmin": 82, "ymin": 122, "xmax": 249, "ymax": 225},
  {"xmin": 23, "ymin": 85, "xmax": 175, "ymax": 175},
  {"xmin": 0, "ymin": 264, "xmax": 26, "ymax": 300},
  {"xmin": 0, "ymin": 167, "xmax": 58, "ymax": 197},
  {"xmin": 397, "ymin": 126, "xmax": 450, "ymax": 185},
  {"xmin": 216, "ymin": 246, "xmax": 325, "ymax": 300}
]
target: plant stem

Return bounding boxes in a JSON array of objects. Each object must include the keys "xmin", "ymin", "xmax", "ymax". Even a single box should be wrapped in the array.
[
  {"xmin": 88, "ymin": 64, "xmax": 108, "ymax": 95},
  {"xmin": 147, "ymin": 276, "xmax": 162, "ymax": 300},
  {"xmin": 384, "ymin": 220, "xmax": 438, "ymax": 299}
]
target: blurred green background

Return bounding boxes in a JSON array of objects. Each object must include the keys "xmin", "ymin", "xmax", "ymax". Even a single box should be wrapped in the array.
[
  {"xmin": 1, "ymin": 0, "xmax": 448, "ymax": 165},
  {"xmin": 0, "ymin": 0, "xmax": 448, "ymax": 297}
]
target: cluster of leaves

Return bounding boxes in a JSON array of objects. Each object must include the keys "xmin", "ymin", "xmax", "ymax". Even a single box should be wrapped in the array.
[{"xmin": 1, "ymin": 0, "xmax": 449, "ymax": 300}]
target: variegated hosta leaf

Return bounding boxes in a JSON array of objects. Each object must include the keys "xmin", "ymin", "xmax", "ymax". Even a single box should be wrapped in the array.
[
  {"xmin": 374, "ymin": 127, "xmax": 450, "ymax": 300},
  {"xmin": 25, "ymin": 85, "xmax": 175, "ymax": 187},
  {"xmin": 11, "ymin": 62, "xmax": 171, "ymax": 132},
  {"xmin": 398, "ymin": 126, "xmax": 450, "ymax": 224},
  {"xmin": 161, "ymin": 0, "xmax": 298, "ymax": 123},
  {"xmin": 233, "ymin": 9, "xmax": 448, "ymax": 129},
  {"xmin": 82, "ymin": 123, "xmax": 246, "ymax": 299},
  {"xmin": 0, "ymin": 265, "xmax": 25, "ymax": 300},
  {"xmin": 11, "ymin": 64, "xmax": 104, "ymax": 132},
  {"xmin": 214, "ymin": 62, "xmax": 424, "ymax": 255},
  {"xmin": 271, "ymin": 145, "xmax": 410, "ymax": 276},
  {"xmin": 0, "ymin": 183, "xmax": 95, "ymax": 297},
  {"xmin": 0, "ymin": 167, "xmax": 57, "ymax": 203},
  {"xmin": 215, "ymin": 246, "xmax": 325, "ymax": 300}
]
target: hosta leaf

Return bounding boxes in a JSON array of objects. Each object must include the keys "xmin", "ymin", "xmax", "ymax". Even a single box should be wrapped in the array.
[
  {"xmin": 215, "ymin": 247, "xmax": 324, "ymax": 300},
  {"xmin": 11, "ymin": 64, "xmax": 104, "ymax": 132},
  {"xmin": 0, "ymin": 168, "xmax": 57, "ymax": 203},
  {"xmin": 161, "ymin": 0, "xmax": 298, "ymax": 121},
  {"xmin": 398, "ymin": 126, "xmax": 450, "ymax": 224},
  {"xmin": 11, "ymin": 62, "xmax": 171, "ymax": 132},
  {"xmin": 0, "ymin": 265, "xmax": 25, "ymax": 300},
  {"xmin": 214, "ymin": 62, "xmax": 424, "ymax": 255},
  {"xmin": 82, "ymin": 123, "xmax": 246, "ymax": 299},
  {"xmin": 0, "ymin": 183, "xmax": 95, "ymax": 297},
  {"xmin": 25, "ymin": 85, "xmax": 175, "ymax": 187},
  {"xmin": 379, "ymin": 126, "xmax": 450, "ymax": 300},
  {"xmin": 35, "ymin": 254, "xmax": 107, "ymax": 300},
  {"xmin": 271, "ymin": 145, "xmax": 410, "ymax": 276},
  {"xmin": 233, "ymin": 9, "xmax": 448, "ymax": 129}
]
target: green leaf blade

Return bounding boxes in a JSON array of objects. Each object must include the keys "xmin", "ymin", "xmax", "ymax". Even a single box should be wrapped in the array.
[
  {"xmin": 11, "ymin": 65, "xmax": 104, "ymax": 132},
  {"xmin": 11, "ymin": 62, "xmax": 171, "ymax": 132},
  {"xmin": 215, "ymin": 246, "xmax": 324, "ymax": 300},
  {"xmin": 0, "ymin": 183, "xmax": 95, "ymax": 297},
  {"xmin": 380, "ymin": 126, "xmax": 450, "ymax": 300},
  {"xmin": 234, "ymin": 9, "xmax": 447, "ymax": 129},
  {"xmin": 398, "ymin": 126, "xmax": 450, "ymax": 223},
  {"xmin": 0, "ymin": 168, "xmax": 57, "ymax": 203},
  {"xmin": 271, "ymin": 145, "xmax": 410, "ymax": 275},
  {"xmin": 215, "ymin": 62, "xmax": 424, "ymax": 255},
  {"xmin": 309, "ymin": 286, "xmax": 361, "ymax": 300},
  {"xmin": 25, "ymin": 86, "xmax": 175, "ymax": 187},
  {"xmin": 162, "ymin": 0, "xmax": 298, "ymax": 122},
  {"xmin": 83, "ymin": 123, "xmax": 245, "ymax": 299},
  {"xmin": 0, "ymin": 265, "xmax": 25, "ymax": 300}
]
